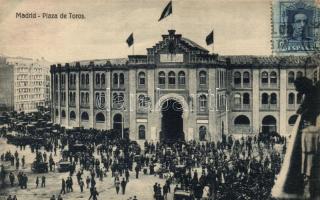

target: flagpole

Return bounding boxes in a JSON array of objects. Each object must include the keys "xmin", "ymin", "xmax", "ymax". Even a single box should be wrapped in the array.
[
  {"xmin": 212, "ymin": 29, "xmax": 214, "ymax": 54},
  {"xmin": 132, "ymin": 43, "xmax": 135, "ymax": 56}
]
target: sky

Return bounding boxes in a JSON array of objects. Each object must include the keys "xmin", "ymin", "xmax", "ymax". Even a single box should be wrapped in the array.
[{"xmin": 0, "ymin": 0, "xmax": 271, "ymax": 63}]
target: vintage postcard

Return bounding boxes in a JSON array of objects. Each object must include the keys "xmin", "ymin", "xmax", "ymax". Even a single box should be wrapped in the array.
[{"xmin": 0, "ymin": 0, "xmax": 319, "ymax": 200}]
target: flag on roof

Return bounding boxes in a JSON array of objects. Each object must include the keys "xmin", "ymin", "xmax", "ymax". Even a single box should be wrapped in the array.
[
  {"xmin": 126, "ymin": 33, "xmax": 134, "ymax": 47},
  {"xmin": 159, "ymin": 1, "xmax": 172, "ymax": 21},
  {"xmin": 206, "ymin": 30, "xmax": 214, "ymax": 46}
]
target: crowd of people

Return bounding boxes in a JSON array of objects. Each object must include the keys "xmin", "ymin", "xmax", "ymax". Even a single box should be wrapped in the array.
[{"xmin": 0, "ymin": 111, "xmax": 287, "ymax": 200}]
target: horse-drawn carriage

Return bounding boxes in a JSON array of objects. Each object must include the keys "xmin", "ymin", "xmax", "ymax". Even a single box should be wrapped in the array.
[{"xmin": 31, "ymin": 161, "xmax": 48, "ymax": 173}]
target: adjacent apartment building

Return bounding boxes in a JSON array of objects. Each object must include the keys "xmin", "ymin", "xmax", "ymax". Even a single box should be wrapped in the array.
[{"xmin": 0, "ymin": 56, "xmax": 51, "ymax": 113}]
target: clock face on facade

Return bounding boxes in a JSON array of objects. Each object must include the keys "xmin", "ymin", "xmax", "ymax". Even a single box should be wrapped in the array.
[{"xmin": 168, "ymin": 41, "xmax": 176, "ymax": 54}]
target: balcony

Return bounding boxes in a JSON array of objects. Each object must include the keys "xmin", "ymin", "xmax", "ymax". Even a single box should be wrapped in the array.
[
  {"xmin": 232, "ymin": 104, "xmax": 251, "ymax": 111},
  {"xmin": 260, "ymin": 104, "xmax": 279, "ymax": 111},
  {"xmin": 242, "ymin": 83, "xmax": 251, "ymax": 88}
]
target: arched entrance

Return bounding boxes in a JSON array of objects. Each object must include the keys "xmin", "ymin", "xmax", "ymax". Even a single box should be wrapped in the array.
[
  {"xmin": 160, "ymin": 99, "xmax": 184, "ymax": 142},
  {"xmin": 262, "ymin": 115, "xmax": 277, "ymax": 133},
  {"xmin": 113, "ymin": 114, "xmax": 123, "ymax": 137}
]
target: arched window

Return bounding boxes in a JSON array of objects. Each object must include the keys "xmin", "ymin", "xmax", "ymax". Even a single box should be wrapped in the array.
[
  {"xmin": 234, "ymin": 72, "xmax": 241, "ymax": 85},
  {"xmin": 96, "ymin": 112, "xmax": 105, "ymax": 122},
  {"xmin": 69, "ymin": 74, "xmax": 73, "ymax": 85},
  {"xmin": 81, "ymin": 74, "xmax": 85, "ymax": 85},
  {"xmin": 288, "ymin": 71, "xmax": 295, "ymax": 84},
  {"xmin": 95, "ymin": 73, "xmax": 100, "ymax": 85},
  {"xmin": 85, "ymin": 92, "xmax": 89, "ymax": 104},
  {"xmin": 113, "ymin": 93, "xmax": 118, "ymax": 104},
  {"xmin": 158, "ymin": 71, "xmax": 165, "ymax": 85},
  {"xmin": 270, "ymin": 71, "xmax": 277, "ymax": 84},
  {"xmin": 55, "ymin": 109, "xmax": 59, "ymax": 116},
  {"xmin": 199, "ymin": 94, "xmax": 207, "ymax": 111},
  {"xmin": 296, "ymin": 71, "xmax": 303, "ymax": 78},
  {"xmin": 81, "ymin": 112, "xmax": 89, "ymax": 121},
  {"xmin": 69, "ymin": 111, "xmax": 76, "ymax": 120},
  {"xmin": 270, "ymin": 93, "xmax": 277, "ymax": 104},
  {"xmin": 262, "ymin": 93, "xmax": 269, "ymax": 104},
  {"xmin": 138, "ymin": 95, "xmax": 146, "ymax": 107},
  {"xmin": 314, "ymin": 71, "xmax": 318, "ymax": 83},
  {"xmin": 178, "ymin": 71, "xmax": 186, "ymax": 85},
  {"xmin": 199, "ymin": 71, "xmax": 207, "ymax": 85},
  {"xmin": 81, "ymin": 93, "xmax": 85, "ymax": 104},
  {"xmin": 85, "ymin": 74, "xmax": 89, "ymax": 85},
  {"xmin": 288, "ymin": 114, "xmax": 298, "ymax": 126},
  {"xmin": 113, "ymin": 73, "xmax": 118, "ymax": 85},
  {"xmin": 101, "ymin": 74, "xmax": 105, "ymax": 85},
  {"xmin": 168, "ymin": 71, "xmax": 176, "ymax": 85},
  {"xmin": 138, "ymin": 72, "xmax": 146, "ymax": 85},
  {"xmin": 261, "ymin": 71, "xmax": 268, "ymax": 84},
  {"xmin": 288, "ymin": 93, "xmax": 295, "ymax": 104},
  {"xmin": 54, "ymin": 75, "xmax": 58, "ymax": 86},
  {"xmin": 199, "ymin": 126, "xmax": 207, "ymax": 141},
  {"xmin": 119, "ymin": 73, "xmax": 124, "ymax": 85},
  {"xmin": 234, "ymin": 93, "xmax": 241, "ymax": 105},
  {"xmin": 61, "ymin": 110, "xmax": 66, "ymax": 118},
  {"xmin": 243, "ymin": 71, "xmax": 250, "ymax": 84},
  {"xmin": 234, "ymin": 115, "xmax": 250, "ymax": 125},
  {"xmin": 262, "ymin": 115, "xmax": 277, "ymax": 133},
  {"xmin": 297, "ymin": 93, "xmax": 303, "ymax": 104},
  {"xmin": 243, "ymin": 93, "xmax": 250, "ymax": 104},
  {"xmin": 138, "ymin": 125, "xmax": 146, "ymax": 140}
]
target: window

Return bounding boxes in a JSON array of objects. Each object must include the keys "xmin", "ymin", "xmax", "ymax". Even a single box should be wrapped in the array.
[
  {"xmin": 81, "ymin": 74, "xmax": 85, "ymax": 85},
  {"xmin": 261, "ymin": 72, "xmax": 268, "ymax": 84},
  {"xmin": 314, "ymin": 71, "xmax": 318, "ymax": 83},
  {"xmin": 96, "ymin": 113, "xmax": 105, "ymax": 122},
  {"xmin": 262, "ymin": 93, "xmax": 268, "ymax": 104},
  {"xmin": 138, "ymin": 95, "xmax": 146, "ymax": 107},
  {"xmin": 199, "ymin": 94, "xmax": 207, "ymax": 111},
  {"xmin": 296, "ymin": 71, "xmax": 303, "ymax": 78},
  {"xmin": 270, "ymin": 93, "xmax": 277, "ymax": 104},
  {"xmin": 81, "ymin": 93, "xmax": 85, "ymax": 104},
  {"xmin": 178, "ymin": 71, "xmax": 185, "ymax": 85},
  {"xmin": 96, "ymin": 73, "xmax": 100, "ymax": 85},
  {"xmin": 243, "ymin": 72, "xmax": 250, "ymax": 84},
  {"xmin": 55, "ymin": 109, "xmax": 59, "ymax": 116},
  {"xmin": 234, "ymin": 93, "xmax": 241, "ymax": 106},
  {"xmin": 288, "ymin": 93, "xmax": 295, "ymax": 104},
  {"xmin": 119, "ymin": 73, "xmax": 124, "ymax": 85},
  {"xmin": 101, "ymin": 74, "xmax": 105, "ymax": 85},
  {"xmin": 288, "ymin": 115, "xmax": 298, "ymax": 126},
  {"xmin": 158, "ymin": 71, "xmax": 165, "ymax": 85},
  {"xmin": 85, "ymin": 92, "xmax": 89, "ymax": 104},
  {"xmin": 234, "ymin": 72, "xmax": 241, "ymax": 85},
  {"xmin": 297, "ymin": 93, "xmax": 303, "ymax": 104},
  {"xmin": 69, "ymin": 74, "xmax": 73, "ymax": 85},
  {"xmin": 243, "ymin": 93, "xmax": 250, "ymax": 104},
  {"xmin": 70, "ymin": 111, "xmax": 76, "ymax": 120},
  {"xmin": 138, "ymin": 72, "xmax": 146, "ymax": 85},
  {"xmin": 61, "ymin": 110, "xmax": 66, "ymax": 118},
  {"xmin": 199, "ymin": 126, "xmax": 207, "ymax": 141},
  {"xmin": 270, "ymin": 71, "xmax": 277, "ymax": 84},
  {"xmin": 85, "ymin": 74, "xmax": 89, "ymax": 85},
  {"xmin": 288, "ymin": 71, "xmax": 295, "ymax": 84},
  {"xmin": 199, "ymin": 71, "xmax": 207, "ymax": 85},
  {"xmin": 168, "ymin": 71, "xmax": 176, "ymax": 85},
  {"xmin": 81, "ymin": 112, "xmax": 89, "ymax": 121},
  {"xmin": 113, "ymin": 73, "xmax": 118, "ymax": 85},
  {"xmin": 138, "ymin": 125, "xmax": 146, "ymax": 140},
  {"xmin": 234, "ymin": 115, "xmax": 250, "ymax": 125}
]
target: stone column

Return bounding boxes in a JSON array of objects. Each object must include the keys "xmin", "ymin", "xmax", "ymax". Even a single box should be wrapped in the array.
[
  {"xmin": 188, "ymin": 68, "xmax": 197, "ymax": 141},
  {"xmin": 208, "ymin": 68, "xmax": 217, "ymax": 141},
  {"xmin": 76, "ymin": 68, "xmax": 80, "ymax": 127},
  {"xmin": 252, "ymin": 69, "xmax": 260, "ymax": 133},
  {"xmin": 147, "ymin": 69, "xmax": 156, "ymax": 141},
  {"xmin": 65, "ymin": 71, "xmax": 69, "ymax": 128},
  {"xmin": 105, "ymin": 70, "xmax": 112, "ymax": 130},
  {"xmin": 89, "ymin": 67, "xmax": 94, "ymax": 128},
  {"xmin": 280, "ymin": 69, "xmax": 287, "ymax": 135},
  {"xmin": 128, "ymin": 69, "xmax": 137, "ymax": 140}
]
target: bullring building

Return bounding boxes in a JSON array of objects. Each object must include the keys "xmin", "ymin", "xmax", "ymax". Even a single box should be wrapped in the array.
[{"xmin": 51, "ymin": 30, "xmax": 320, "ymax": 143}]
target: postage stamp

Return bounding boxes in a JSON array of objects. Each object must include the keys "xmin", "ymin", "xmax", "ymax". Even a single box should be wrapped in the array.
[{"xmin": 273, "ymin": 0, "xmax": 320, "ymax": 53}]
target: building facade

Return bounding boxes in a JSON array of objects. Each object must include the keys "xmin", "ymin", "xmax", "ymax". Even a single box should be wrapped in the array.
[
  {"xmin": 0, "ymin": 56, "xmax": 51, "ymax": 113},
  {"xmin": 51, "ymin": 30, "xmax": 320, "ymax": 142}
]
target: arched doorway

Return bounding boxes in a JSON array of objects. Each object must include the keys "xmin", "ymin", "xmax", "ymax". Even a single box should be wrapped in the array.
[
  {"xmin": 161, "ymin": 99, "xmax": 184, "ymax": 142},
  {"xmin": 113, "ymin": 114, "xmax": 123, "ymax": 136},
  {"xmin": 262, "ymin": 115, "xmax": 277, "ymax": 133}
]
